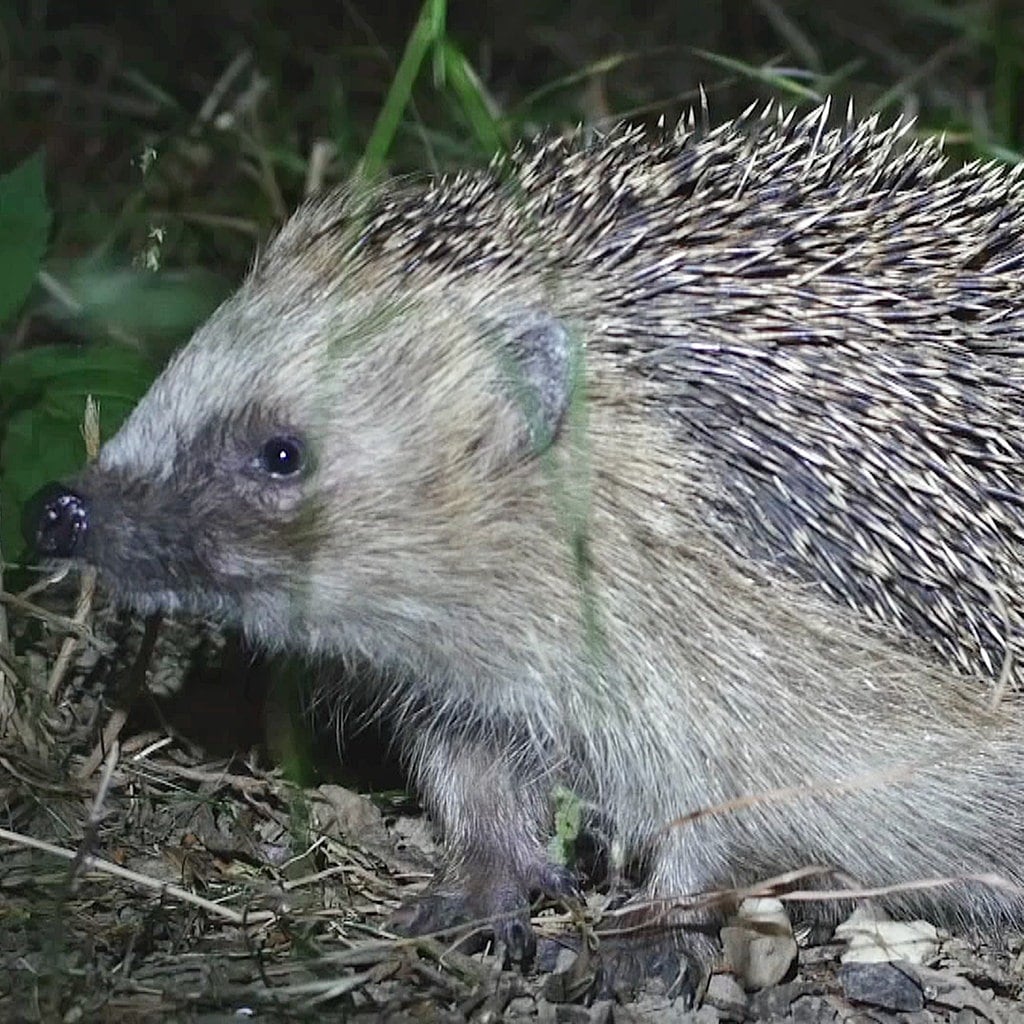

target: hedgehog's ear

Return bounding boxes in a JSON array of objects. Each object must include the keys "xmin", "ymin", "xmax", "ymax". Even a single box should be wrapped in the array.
[{"xmin": 488, "ymin": 308, "xmax": 578, "ymax": 456}]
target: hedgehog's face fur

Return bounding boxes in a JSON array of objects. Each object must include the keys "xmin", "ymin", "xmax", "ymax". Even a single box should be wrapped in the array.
[{"xmin": 55, "ymin": 211, "xmax": 578, "ymax": 658}]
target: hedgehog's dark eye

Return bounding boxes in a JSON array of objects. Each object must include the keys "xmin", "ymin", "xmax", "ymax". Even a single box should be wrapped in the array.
[{"xmin": 257, "ymin": 436, "xmax": 305, "ymax": 478}]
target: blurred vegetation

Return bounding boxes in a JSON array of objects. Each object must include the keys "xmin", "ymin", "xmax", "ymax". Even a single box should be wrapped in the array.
[{"xmin": 1, "ymin": 0, "xmax": 1023, "ymax": 568}]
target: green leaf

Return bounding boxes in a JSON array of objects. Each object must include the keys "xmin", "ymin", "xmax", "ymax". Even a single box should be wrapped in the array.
[
  {"xmin": 548, "ymin": 785, "xmax": 584, "ymax": 867},
  {"xmin": 61, "ymin": 262, "xmax": 226, "ymax": 339},
  {"xmin": 442, "ymin": 41, "xmax": 508, "ymax": 158},
  {"xmin": 0, "ymin": 151, "xmax": 51, "ymax": 325},
  {"xmin": 360, "ymin": 0, "xmax": 448, "ymax": 178}
]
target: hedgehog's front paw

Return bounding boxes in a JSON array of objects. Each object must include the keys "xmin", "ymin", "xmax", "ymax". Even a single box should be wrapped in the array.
[
  {"xmin": 393, "ymin": 886, "xmax": 537, "ymax": 962},
  {"xmin": 591, "ymin": 932, "xmax": 715, "ymax": 1007},
  {"xmin": 390, "ymin": 860, "xmax": 581, "ymax": 964},
  {"xmin": 541, "ymin": 910, "xmax": 718, "ymax": 1008}
]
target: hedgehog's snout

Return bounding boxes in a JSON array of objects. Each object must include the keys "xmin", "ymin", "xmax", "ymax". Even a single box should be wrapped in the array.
[{"xmin": 29, "ymin": 483, "xmax": 90, "ymax": 558}]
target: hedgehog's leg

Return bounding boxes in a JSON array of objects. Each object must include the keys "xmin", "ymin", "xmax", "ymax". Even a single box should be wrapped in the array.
[{"xmin": 391, "ymin": 726, "xmax": 579, "ymax": 962}]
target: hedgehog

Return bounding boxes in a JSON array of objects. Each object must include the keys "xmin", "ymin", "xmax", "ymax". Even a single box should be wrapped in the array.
[{"xmin": 33, "ymin": 99, "xmax": 1024, "ymax": 1002}]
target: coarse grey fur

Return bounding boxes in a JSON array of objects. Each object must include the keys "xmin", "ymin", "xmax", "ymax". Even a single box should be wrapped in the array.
[{"xmin": 57, "ymin": 100, "xmax": 1024, "ymax": 992}]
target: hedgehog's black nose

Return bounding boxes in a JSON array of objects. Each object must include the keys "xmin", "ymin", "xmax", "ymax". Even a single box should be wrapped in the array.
[{"xmin": 27, "ymin": 483, "xmax": 90, "ymax": 557}]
